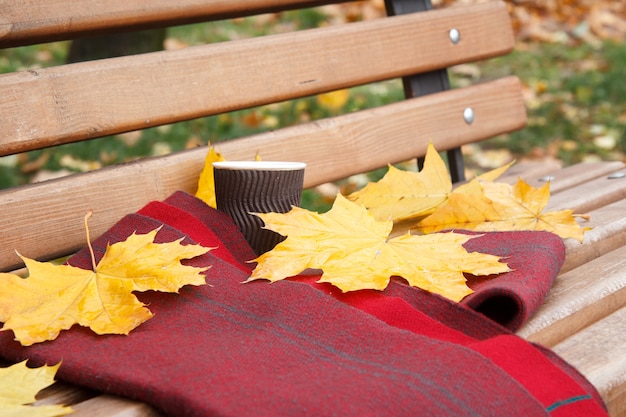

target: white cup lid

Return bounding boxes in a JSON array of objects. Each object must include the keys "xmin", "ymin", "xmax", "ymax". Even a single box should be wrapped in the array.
[{"xmin": 213, "ymin": 161, "xmax": 306, "ymax": 171}]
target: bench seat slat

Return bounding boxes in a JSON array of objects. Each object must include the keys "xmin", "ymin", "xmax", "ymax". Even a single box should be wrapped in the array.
[
  {"xmin": 505, "ymin": 161, "xmax": 626, "ymax": 195},
  {"xmin": 551, "ymin": 306, "xmax": 626, "ymax": 417},
  {"xmin": 562, "ymin": 198, "xmax": 626, "ymax": 274},
  {"xmin": 35, "ymin": 382, "xmax": 97, "ymax": 408},
  {"xmin": 546, "ymin": 169, "xmax": 626, "ymax": 214},
  {"xmin": 517, "ymin": 243, "xmax": 626, "ymax": 347},
  {"xmin": 0, "ymin": 0, "xmax": 339, "ymax": 48},
  {"xmin": 497, "ymin": 160, "xmax": 563, "ymax": 184},
  {"xmin": 0, "ymin": 2, "xmax": 514, "ymax": 156},
  {"xmin": 68, "ymin": 394, "xmax": 162, "ymax": 417},
  {"xmin": 0, "ymin": 76, "xmax": 526, "ymax": 272}
]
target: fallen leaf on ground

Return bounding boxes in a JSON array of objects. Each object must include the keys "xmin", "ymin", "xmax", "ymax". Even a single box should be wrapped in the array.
[
  {"xmin": 0, "ymin": 361, "xmax": 73, "ymax": 417},
  {"xmin": 348, "ymin": 143, "xmax": 451, "ymax": 222},
  {"xmin": 0, "ymin": 217, "xmax": 210, "ymax": 346},
  {"xmin": 196, "ymin": 146, "xmax": 225, "ymax": 208},
  {"xmin": 317, "ymin": 89, "xmax": 350, "ymax": 112},
  {"xmin": 415, "ymin": 177, "xmax": 589, "ymax": 241},
  {"xmin": 248, "ymin": 194, "xmax": 508, "ymax": 301}
]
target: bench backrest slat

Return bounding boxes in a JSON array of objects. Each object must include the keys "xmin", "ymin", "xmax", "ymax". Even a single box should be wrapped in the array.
[
  {"xmin": 0, "ymin": 0, "xmax": 340, "ymax": 48},
  {"xmin": 0, "ymin": 2, "xmax": 514, "ymax": 156}
]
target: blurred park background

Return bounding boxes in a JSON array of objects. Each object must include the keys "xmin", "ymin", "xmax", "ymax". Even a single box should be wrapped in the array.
[{"xmin": 1, "ymin": 0, "xmax": 625, "ymax": 209}]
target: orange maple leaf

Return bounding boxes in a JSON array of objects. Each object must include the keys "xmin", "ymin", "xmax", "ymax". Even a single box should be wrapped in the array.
[
  {"xmin": 0, "ymin": 215, "xmax": 210, "ymax": 346},
  {"xmin": 415, "ymin": 177, "xmax": 589, "ymax": 241}
]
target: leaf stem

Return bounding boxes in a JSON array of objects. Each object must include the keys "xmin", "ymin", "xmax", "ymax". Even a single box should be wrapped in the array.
[{"xmin": 84, "ymin": 211, "xmax": 97, "ymax": 272}]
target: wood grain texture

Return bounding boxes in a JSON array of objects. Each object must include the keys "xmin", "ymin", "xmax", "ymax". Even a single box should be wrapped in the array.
[
  {"xmin": 216, "ymin": 76, "xmax": 526, "ymax": 185},
  {"xmin": 0, "ymin": 152, "xmax": 205, "ymax": 272},
  {"xmin": 0, "ymin": 77, "xmax": 526, "ymax": 272},
  {"xmin": 35, "ymin": 382, "xmax": 97, "ymax": 407},
  {"xmin": 0, "ymin": 1, "xmax": 514, "ymax": 156},
  {"xmin": 561, "ymin": 199, "xmax": 626, "ymax": 273},
  {"xmin": 517, "ymin": 244, "xmax": 626, "ymax": 347},
  {"xmin": 504, "ymin": 161, "xmax": 625, "ymax": 194},
  {"xmin": 497, "ymin": 160, "xmax": 563, "ymax": 185},
  {"xmin": 0, "ymin": 0, "xmax": 338, "ymax": 48},
  {"xmin": 551, "ymin": 307, "xmax": 626, "ymax": 417},
  {"xmin": 69, "ymin": 395, "xmax": 163, "ymax": 417},
  {"xmin": 546, "ymin": 168, "xmax": 626, "ymax": 213}
]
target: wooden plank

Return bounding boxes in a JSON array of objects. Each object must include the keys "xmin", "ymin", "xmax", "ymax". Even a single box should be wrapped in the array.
[
  {"xmin": 35, "ymin": 382, "xmax": 97, "ymax": 406},
  {"xmin": 0, "ymin": 152, "xmax": 203, "ymax": 272},
  {"xmin": 551, "ymin": 306, "xmax": 626, "ymax": 417},
  {"xmin": 517, "ymin": 244, "xmax": 626, "ymax": 347},
  {"xmin": 216, "ymin": 77, "xmax": 526, "ymax": 185},
  {"xmin": 562, "ymin": 199, "xmax": 626, "ymax": 273},
  {"xmin": 500, "ymin": 161, "xmax": 624, "ymax": 194},
  {"xmin": 527, "ymin": 162, "xmax": 625, "ymax": 194},
  {"xmin": 68, "ymin": 395, "xmax": 162, "ymax": 417},
  {"xmin": 546, "ymin": 167, "xmax": 626, "ymax": 213},
  {"xmin": 0, "ymin": 1, "xmax": 515, "ymax": 156},
  {"xmin": 497, "ymin": 160, "xmax": 563, "ymax": 184},
  {"xmin": 0, "ymin": 77, "xmax": 526, "ymax": 271},
  {"xmin": 0, "ymin": 0, "xmax": 339, "ymax": 48}
]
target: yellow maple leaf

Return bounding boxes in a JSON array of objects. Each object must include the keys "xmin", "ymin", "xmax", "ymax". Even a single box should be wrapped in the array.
[
  {"xmin": 348, "ymin": 143, "xmax": 452, "ymax": 222},
  {"xmin": 0, "ymin": 361, "xmax": 73, "ymax": 417},
  {"xmin": 415, "ymin": 178, "xmax": 588, "ymax": 241},
  {"xmin": 195, "ymin": 146, "xmax": 225, "ymax": 208},
  {"xmin": 0, "ymin": 224, "xmax": 210, "ymax": 346},
  {"xmin": 248, "ymin": 194, "xmax": 508, "ymax": 301},
  {"xmin": 453, "ymin": 160, "xmax": 515, "ymax": 195}
]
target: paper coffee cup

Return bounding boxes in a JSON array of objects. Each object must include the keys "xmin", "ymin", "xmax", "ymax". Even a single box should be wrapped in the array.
[{"xmin": 213, "ymin": 161, "xmax": 306, "ymax": 255}]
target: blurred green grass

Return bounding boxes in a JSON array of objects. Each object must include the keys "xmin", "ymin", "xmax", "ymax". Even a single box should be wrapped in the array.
[
  {"xmin": 1, "ymin": 6, "xmax": 624, "ymax": 212},
  {"xmin": 477, "ymin": 41, "xmax": 626, "ymax": 166}
]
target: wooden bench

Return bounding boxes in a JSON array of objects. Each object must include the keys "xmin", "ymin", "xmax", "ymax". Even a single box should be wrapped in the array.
[{"xmin": 1, "ymin": 1, "xmax": 625, "ymax": 415}]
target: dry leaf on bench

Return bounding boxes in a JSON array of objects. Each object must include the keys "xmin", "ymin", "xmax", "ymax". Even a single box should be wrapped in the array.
[
  {"xmin": 0, "ymin": 228, "xmax": 210, "ymax": 346},
  {"xmin": 454, "ymin": 160, "xmax": 515, "ymax": 195},
  {"xmin": 415, "ymin": 177, "xmax": 589, "ymax": 241},
  {"xmin": 0, "ymin": 361, "xmax": 73, "ymax": 417},
  {"xmin": 196, "ymin": 146, "xmax": 225, "ymax": 208},
  {"xmin": 248, "ymin": 194, "xmax": 508, "ymax": 302},
  {"xmin": 348, "ymin": 143, "xmax": 451, "ymax": 222}
]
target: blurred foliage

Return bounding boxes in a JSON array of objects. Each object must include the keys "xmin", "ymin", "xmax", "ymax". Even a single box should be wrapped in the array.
[
  {"xmin": 475, "ymin": 40, "xmax": 626, "ymax": 166},
  {"xmin": 1, "ymin": 0, "xmax": 625, "ymax": 202}
]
